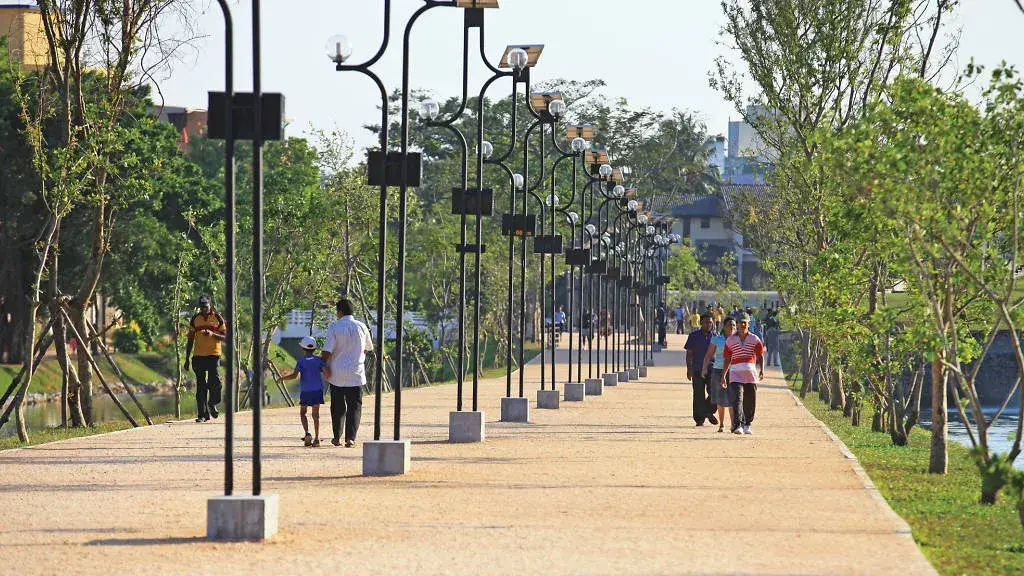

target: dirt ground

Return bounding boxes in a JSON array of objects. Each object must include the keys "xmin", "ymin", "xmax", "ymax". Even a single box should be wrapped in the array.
[{"xmin": 0, "ymin": 333, "xmax": 936, "ymax": 575}]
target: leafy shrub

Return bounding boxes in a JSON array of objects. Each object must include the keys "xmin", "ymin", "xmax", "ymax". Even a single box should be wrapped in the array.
[{"xmin": 113, "ymin": 325, "xmax": 146, "ymax": 353}]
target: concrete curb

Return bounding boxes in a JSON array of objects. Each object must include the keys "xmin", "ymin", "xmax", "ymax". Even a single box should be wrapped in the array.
[{"xmin": 787, "ymin": 387, "xmax": 938, "ymax": 575}]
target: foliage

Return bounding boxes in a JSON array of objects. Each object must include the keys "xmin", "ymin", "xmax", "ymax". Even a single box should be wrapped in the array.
[{"xmin": 112, "ymin": 325, "xmax": 146, "ymax": 354}]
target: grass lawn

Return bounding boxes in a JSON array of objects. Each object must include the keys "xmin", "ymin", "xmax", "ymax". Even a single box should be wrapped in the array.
[
  {"xmin": 786, "ymin": 372, "xmax": 1024, "ymax": 576},
  {"xmin": 0, "ymin": 353, "xmax": 169, "ymax": 395}
]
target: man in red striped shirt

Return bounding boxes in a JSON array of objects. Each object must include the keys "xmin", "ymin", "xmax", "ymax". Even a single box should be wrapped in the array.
[{"xmin": 723, "ymin": 313, "xmax": 764, "ymax": 435}]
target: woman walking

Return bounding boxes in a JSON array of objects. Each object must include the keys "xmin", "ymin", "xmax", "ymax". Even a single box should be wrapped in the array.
[{"xmin": 702, "ymin": 317, "xmax": 736, "ymax": 433}]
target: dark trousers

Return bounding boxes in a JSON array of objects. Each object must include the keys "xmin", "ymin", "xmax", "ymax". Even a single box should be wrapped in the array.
[
  {"xmin": 691, "ymin": 374, "xmax": 716, "ymax": 424},
  {"xmin": 192, "ymin": 356, "xmax": 222, "ymax": 418},
  {"xmin": 330, "ymin": 385, "xmax": 362, "ymax": 442},
  {"xmin": 729, "ymin": 382, "xmax": 757, "ymax": 429},
  {"xmin": 658, "ymin": 324, "xmax": 667, "ymax": 346}
]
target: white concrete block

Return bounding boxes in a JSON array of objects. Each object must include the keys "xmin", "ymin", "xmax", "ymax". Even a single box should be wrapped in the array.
[
  {"xmin": 449, "ymin": 410, "xmax": 485, "ymax": 443},
  {"xmin": 501, "ymin": 396, "xmax": 529, "ymax": 422},
  {"xmin": 585, "ymin": 378, "xmax": 604, "ymax": 396},
  {"xmin": 207, "ymin": 494, "xmax": 278, "ymax": 541},
  {"xmin": 363, "ymin": 439, "xmax": 410, "ymax": 476},
  {"xmin": 564, "ymin": 382, "xmax": 585, "ymax": 401},
  {"xmin": 537, "ymin": 389, "xmax": 560, "ymax": 409}
]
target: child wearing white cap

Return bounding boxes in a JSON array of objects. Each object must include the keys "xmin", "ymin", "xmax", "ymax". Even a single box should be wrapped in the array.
[{"xmin": 277, "ymin": 336, "xmax": 329, "ymax": 447}]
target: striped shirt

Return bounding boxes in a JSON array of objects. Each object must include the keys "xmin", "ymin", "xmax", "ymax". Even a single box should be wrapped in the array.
[{"xmin": 724, "ymin": 333, "xmax": 764, "ymax": 384}]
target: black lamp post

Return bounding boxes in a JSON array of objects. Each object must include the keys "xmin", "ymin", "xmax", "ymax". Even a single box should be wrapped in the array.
[{"xmin": 329, "ymin": 0, "xmax": 500, "ymax": 472}]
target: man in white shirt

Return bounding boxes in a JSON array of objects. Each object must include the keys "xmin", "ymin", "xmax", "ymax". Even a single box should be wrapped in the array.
[{"xmin": 322, "ymin": 298, "xmax": 374, "ymax": 447}]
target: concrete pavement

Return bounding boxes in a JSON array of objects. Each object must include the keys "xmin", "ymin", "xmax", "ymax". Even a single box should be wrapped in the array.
[{"xmin": 0, "ymin": 333, "xmax": 935, "ymax": 575}]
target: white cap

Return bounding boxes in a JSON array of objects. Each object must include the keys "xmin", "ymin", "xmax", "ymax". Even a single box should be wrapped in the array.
[{"xmin": 299, "ymin": 336, "xmax": 317, "ymax": 350}]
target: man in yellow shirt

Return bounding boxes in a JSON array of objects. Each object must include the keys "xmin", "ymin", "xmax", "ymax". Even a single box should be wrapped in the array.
[{"xmin": 184, "ymin": 295, "xmax": 226, "ymax": 422}]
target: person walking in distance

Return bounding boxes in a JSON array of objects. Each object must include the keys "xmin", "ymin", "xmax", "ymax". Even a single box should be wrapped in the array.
[
  {"xmin": 724, "ymin": 313, "xmax": 765, "ymax": 435},
  {"xmin": 322, "ymin": 298, "xmax": 374, "ymax": 447},
  {"xmin": 764, "ymin": 308, "xmax": 781, "ymax": 367},
  {"xmin": 183, "ymin": 295, "xmax": 226, "ymax": 423},
  {"xmin": 674, "ymin": 304, "xmax": 685, "ymax": 335},
  {"xmin": 683, "ymin": 313, "xmax": 719, "ymax": 427},
  {"xmin": 702, "ymin": 317, "xmax": 736, "ymax": 433},
  {"xmin": 655, "ymin": 303, "xmax": 668, "ymax": 347}
]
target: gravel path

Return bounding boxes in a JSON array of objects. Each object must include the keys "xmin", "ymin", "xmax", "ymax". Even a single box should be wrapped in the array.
[{"xmin": 0, "ymin": 333, "xmax": 935, "ymax": 575}]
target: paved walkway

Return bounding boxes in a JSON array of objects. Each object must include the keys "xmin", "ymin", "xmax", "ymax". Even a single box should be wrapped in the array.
[{"xmin": 0, "ymin": 333, "xmax": 935, "ymax": 575}]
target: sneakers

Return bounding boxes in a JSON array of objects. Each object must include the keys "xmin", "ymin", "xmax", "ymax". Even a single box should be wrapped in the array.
[
  {"xmin": 707, "ymin": 413, "xmax": 719, "ymax": 426},
  {"xmin": 303, "ymin": 433, "xmax": 313, "ymax": 447},
  {"xmin": 344, "ymin": 439, "xmax": 354, "ymax": 448},
  {"xmin": 743, "ymin": 426, "xmax": 752, "ymax": 435},
  {"xmin": 732, "ymin": 428, "xmax": 743, "ymax": 435},
  {"xmin": 331, "ymin": 438, "xmax": 342, "ymax": 447},
  {"xmin": 209, "ymin": 404, "xmax": 219, "ymax": 419}
]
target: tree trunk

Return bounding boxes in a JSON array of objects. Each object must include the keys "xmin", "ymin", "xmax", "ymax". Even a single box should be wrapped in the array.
[
  {"xmin": 799, "ymin": 330, "xmax": 812, "ymax": 398},
  {"xmin": 929, "ymin": 355, "xmax": 948, "ymax": 474},
  {"xmin": 872, "ymin": 409, "xmax": 884, "ymax": 433},
  {"xmin": 71, "ymin": 307, "xmax": 94, "ymax": 424},
  {"xmin": 829, "ymin": 366, "xmax": 845, "ymax": 411}
]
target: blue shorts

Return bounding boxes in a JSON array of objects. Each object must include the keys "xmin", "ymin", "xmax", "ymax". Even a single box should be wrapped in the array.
[{"xmin": 299, "ymin": 389, "xmax": 324, "ymax": 406}]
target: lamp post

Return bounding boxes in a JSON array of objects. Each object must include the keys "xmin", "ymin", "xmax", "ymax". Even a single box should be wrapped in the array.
[
  {"xmin": 484, "ymin": 45, "xmax": 545, "ymax": 424},
  {"xmin": 330, "ymin": 0, "xmax": 500, "ymax": 474}
]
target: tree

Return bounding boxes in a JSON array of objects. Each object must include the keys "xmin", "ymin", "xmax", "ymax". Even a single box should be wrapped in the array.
[{"xmin": 713, "ymin": 0, "xmax": 961, "ymax": 472}]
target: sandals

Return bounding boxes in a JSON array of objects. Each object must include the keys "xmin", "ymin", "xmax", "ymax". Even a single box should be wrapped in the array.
[
  {"xmin": 302, "ymin": 433, "xmax": 312, "ymax": 447},
  {"xmin": 311, "ymin": 439, "xmax": 321, "ymax": 447}
]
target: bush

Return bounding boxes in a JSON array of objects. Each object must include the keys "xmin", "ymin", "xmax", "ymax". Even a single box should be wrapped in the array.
[{"xmin": 113, "ymin": 325, "xmax": 146, "ymax": 353}]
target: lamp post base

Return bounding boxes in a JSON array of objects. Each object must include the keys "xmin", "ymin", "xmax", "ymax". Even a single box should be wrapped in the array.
[
  {"xmin": 537, "ymin": 389, "xmax": 560, "ymax": 409},
  {"xmin": 618, "ymin": 370, "xmax": 630, "ymax": 382},
  {"xmin": 603, "ymin": 373, "xmax": 619, "ymax": 387},
  {"xmin": 645, "ymin": 358, "xmax": 656, "ymax": 367},
  {"xmin": 628, "ymin": 368, "xmax": 639, "ymax": 380},
  {"xmin": 207, "ymin": 494, "xmax": 278, "ymax": 541},
  {"xmin": 500, "ymin": 397, "xmax": 529, "ymax": 422},
  {"xmin": 363, "ymin": 440, "xmax": 411, "ymax": 476},
  {"xmin": 585, "ymin": 378, "xmax": 604, "ymax": 396},
  {"xmin": 563, "ymin": 382, "xmax": 585, "ymax": 401},
  {"xmin": 639, "ymin": 366, "xmax": 648, "ymax": 378},
  {"xmin": 449, "ymin": 411, "xmax": 485, "ymax": 443}
]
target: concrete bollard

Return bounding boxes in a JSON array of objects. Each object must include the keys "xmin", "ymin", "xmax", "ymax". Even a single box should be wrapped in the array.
[
  {"xmin": 500, "ymin": 397, "xmax": 529, "ymax": 422},
  {"xmin": 585, "ymin": 378, "xmax": 604, "ymax": 396},
  {"xmin": 363, "ymin": 440, "xmax": 410, "ymax": 476},
  {"xmin": 603, "ymin": 372, "xmax": 619, "ymax": 387},
  {"xmin": 564, "ymin": 382, "xmax": 585, "ymax": 401},
  {"xmin": 449, "ymin": 411, "xmax": 485, "ymax": 443},
  {"xmin": 207, "ymin": 494, "xmax": 278, "ymax": 541},
  {"xmin": 537, "ymin": 389, "xmax": 560, "ymax": 409}
]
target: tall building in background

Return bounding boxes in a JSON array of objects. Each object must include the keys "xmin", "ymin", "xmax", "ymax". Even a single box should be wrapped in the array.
[
  {"xmin": 724, "ymin": 104, "xmax": 773, "ymax": 185},
  {"xmin": 0, "ymin": 2, "xmax": 48, "ymax": 70}
]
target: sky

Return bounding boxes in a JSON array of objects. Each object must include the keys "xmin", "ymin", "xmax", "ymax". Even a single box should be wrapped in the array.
[{"xmin": 155, "ymin": 0, "xmax": 1024, "ymax": 154}]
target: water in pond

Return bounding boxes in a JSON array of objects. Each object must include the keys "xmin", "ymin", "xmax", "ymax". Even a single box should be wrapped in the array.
[{"xmin": 922, "ymin": 408, "xmax": 1022, "ymax": 470}]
